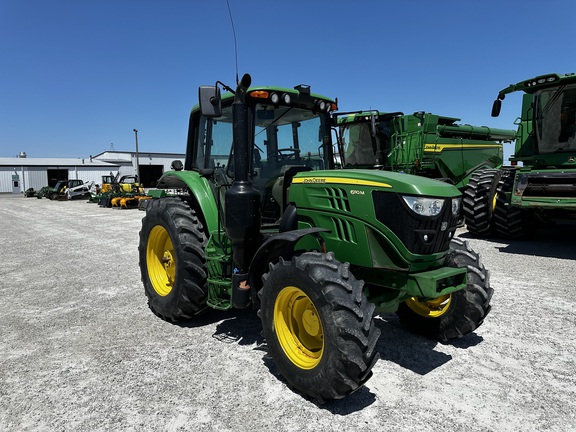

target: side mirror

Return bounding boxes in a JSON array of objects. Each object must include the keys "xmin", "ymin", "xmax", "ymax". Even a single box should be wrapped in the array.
[
  {"xmin": 171, "ymin": 160, "xmax": 183, "ymax": 171},
  {"xmin": 199, "ymin": 85, "xmax": 222, "ymax": 118},
  {"xmin": 491, "ymin": 99, "xmax": 502, "ymax": 117}
]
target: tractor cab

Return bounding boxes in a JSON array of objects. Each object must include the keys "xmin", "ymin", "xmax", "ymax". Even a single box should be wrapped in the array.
[{"xmin": 187, "ymin": 84, "xmax": 336, "ymax": 225}]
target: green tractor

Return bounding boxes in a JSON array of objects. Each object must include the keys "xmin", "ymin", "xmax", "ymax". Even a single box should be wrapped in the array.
[
  {"xmin": 463, "ymin": 73, "xmax": 576, "ymax": 238},
  {"xmin": 138, "ymin": 74, "xmax": 492, "ymax": 401}
]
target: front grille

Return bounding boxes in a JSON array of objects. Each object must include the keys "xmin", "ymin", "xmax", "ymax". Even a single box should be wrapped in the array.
[{"xmin": 372, "ymin": 191, "xmax": 458, "ymax": 255}]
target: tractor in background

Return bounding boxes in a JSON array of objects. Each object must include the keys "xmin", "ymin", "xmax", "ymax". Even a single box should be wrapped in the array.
[
  {"xmin": 138, "ymin": 74, "xmax": 492, "ymax": 401},
  {"xmin": 94, "ymin": 173, "xmax": 148, "ymax": 208},
  {"xmin": 35, "ymin": 179, "xmax": 86, "ymax": 200}
]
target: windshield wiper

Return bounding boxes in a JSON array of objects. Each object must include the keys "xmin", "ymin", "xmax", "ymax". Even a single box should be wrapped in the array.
[
  {"xmin": 254, "ymin": 107, "xmax": 295, "ymax": 138},
  {"xmin": 538, "ymin": 85, "xmax": 566, "ymax": 119}
]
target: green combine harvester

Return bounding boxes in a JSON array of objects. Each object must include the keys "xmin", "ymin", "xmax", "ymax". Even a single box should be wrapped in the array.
[
  {"xmin": 463, "ymin": 72, "xmax": 576, "ymax": 238},
  {"xmin": 138, "ymin": 74, "xmax": 492, "ymax": 401},
  {"xmin": 335, "ymin": 111, "xmax": 515, "ymax": 191}
]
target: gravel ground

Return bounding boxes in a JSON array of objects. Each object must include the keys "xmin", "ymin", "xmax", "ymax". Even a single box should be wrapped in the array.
[{"xmin": 1, "ymin": 194, "xmax": 575, "ymax": 432}]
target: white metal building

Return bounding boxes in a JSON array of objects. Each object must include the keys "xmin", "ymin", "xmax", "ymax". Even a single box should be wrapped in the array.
[
  {"xmin": 0, "ymin": 157, "xmax": 120, "ymax": 194},
  {"xmin": 0, "ymin": 150, "xmax": 186, "ymax": 194}
]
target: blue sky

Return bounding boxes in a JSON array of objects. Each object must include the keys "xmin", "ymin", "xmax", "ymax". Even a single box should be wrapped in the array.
[{"xmin": 1, "ymin": 0, "xmax": 575, "ymax": 160}]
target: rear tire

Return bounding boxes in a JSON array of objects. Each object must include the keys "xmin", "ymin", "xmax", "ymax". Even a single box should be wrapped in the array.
[
  {"xmin": 396, "ymin": 238, "xmax": 492, "ymax": 341},
  {"xmin": 259, "ymin": 252, "xmax": 380, "ymax": 402},
  {"xmin": 463, "ymin": 169, "xmax": 502, "ymax": 237},
  {"xmin": 138, "ymin": 197, "xmax": 209, "ymax": 321}
]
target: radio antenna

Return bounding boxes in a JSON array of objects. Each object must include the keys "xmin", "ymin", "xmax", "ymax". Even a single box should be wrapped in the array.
[{"xmin": 226, "ymin": 0, "xmax": 239, "ymax": 85}]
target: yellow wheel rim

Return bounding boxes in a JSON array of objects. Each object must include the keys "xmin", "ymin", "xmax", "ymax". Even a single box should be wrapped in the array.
[
  {"xmin": 405, "ymin": 294, "xmax": 452, "ymax": 318},
  {"xmin": 274, "ymin": 286, "xmax": 324, "ymax": 370},
  {"xmin": 146, "ymin": 225, "xmax": 176, "ymax": 296},
  {"xmin": 492, "ymin": 193, "xmax": 498, "ymax": 212}
]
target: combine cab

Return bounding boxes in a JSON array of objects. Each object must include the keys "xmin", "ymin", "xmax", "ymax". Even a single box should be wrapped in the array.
[{"xmin": 464, "ymin": 73, "xmax": 576, "ymax": 238}]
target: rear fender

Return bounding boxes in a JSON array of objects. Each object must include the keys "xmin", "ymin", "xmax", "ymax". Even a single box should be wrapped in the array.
[{"xmin": 156, "ymin": 171, "xmax": 219, "ymax": 233}]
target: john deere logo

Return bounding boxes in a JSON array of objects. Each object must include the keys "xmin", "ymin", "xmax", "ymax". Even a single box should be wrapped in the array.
[
  {"xmin": 569, "ymin": 157, "xmax": 575, "ymax": 163},
  {"xmin": 292, "ymin": 177, "xmax": 392, "ymax": 188}
]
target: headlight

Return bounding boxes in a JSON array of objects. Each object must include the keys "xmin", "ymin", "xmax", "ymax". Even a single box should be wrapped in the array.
[
  {"xmin": 451, "ymin": 197, "xmax": 461, "ymax": 217},
  {"xmin": 402, "ymin": 195, "xmax": 444, "ymax": 217}
]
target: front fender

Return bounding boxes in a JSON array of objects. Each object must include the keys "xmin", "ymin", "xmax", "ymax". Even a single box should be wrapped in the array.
[
  {"xmin": 156, "ymin": 171, "xmax": 219, "ymax": 233},
  {"xmin": 248, "ymin": 228, "xmax": 329, "ymax": 291}
]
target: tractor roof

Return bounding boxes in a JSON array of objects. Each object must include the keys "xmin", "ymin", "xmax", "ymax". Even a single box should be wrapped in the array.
[{"xmin": 191, "ymin": 85, "xmax": 335, "ymax": 113}]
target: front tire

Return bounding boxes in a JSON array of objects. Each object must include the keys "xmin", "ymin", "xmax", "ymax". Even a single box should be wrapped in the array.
[
  {"xmin": 396, "ymin": 238, "xmax": 492, "ymax": 341},
  {"xmin": 138, "ymin": 197, "xmax": 209, "ymax": 321},
  {"xmin": 259, "ymin": 252, "xmax": 380, "ymax": 402}
]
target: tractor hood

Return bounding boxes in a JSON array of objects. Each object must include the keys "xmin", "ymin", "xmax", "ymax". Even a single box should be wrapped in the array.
[{"xmin": 292, "ymin": 169, "xmax": 460, "ymax": 197}]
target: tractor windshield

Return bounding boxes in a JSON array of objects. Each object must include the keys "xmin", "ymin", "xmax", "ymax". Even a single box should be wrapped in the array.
[
  {"xmin": 535, "ymin": 84, "xmax": 576, "ymax": 153},
  {"xmin": 253, "ymin": 104, "xmax": 327, "ymax": 172},
  {"xmin": 195, "ymin": 102, "xmax": 329, "ymax": 176},
  {"xmin": 253, "ymin": 104, "xmax": 330, "ymax": 222}
]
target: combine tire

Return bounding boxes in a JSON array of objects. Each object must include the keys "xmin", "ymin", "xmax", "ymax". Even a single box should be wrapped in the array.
[
  {"xmin": 493, "ymin": 171, "xmax": 533, "ymax": 239},
  {"xmin": 396, "ymin": 238, "xmax": 492, "ymax": 341},
  {"xmin": 259, "ymin": 252, "xmax": 380, "ymax": 402},
  {"xmin": 139, "ymin": 197, "xmax": 208, "ymax": 321},
  {"xmin": 462, "ymin": 169, "xmax": 502, "ymax": 237}
]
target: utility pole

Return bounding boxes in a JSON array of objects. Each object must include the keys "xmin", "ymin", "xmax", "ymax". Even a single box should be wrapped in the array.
[{"xmin": 133, "ymin": 129, "xmax": 141, "ymax": 185}]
